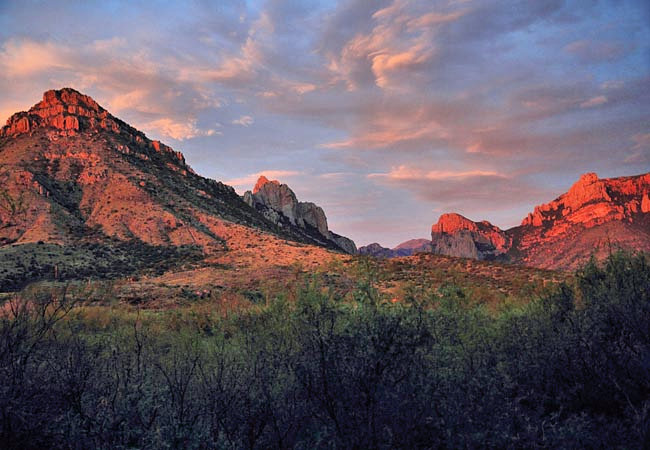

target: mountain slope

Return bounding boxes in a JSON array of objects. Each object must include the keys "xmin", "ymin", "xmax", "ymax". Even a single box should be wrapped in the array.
[{"xmin": 0, "ymin": 88, "xmax": 354, "ymax": 288}]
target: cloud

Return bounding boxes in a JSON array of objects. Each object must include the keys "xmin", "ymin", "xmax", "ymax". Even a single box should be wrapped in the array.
[
  {"xmin": 231, "ymin": 115, "xmax": 254, "ymax": 126},
  {"xmin": 368, "ymin": 164, "xmax": 550, "ymax": 221},
  {"xmin": 564, "ymin": 39, "xmax": 631, "ymax": 63},
  {"xmin": 624, "ymin": 133, "xmax": 650, "ymax": 163},
  {"xmin": 580, "ymin": 95, "xmax": 607, "ymax": 108},
  {"xmin": 0, "ymin": 39, "xmax": 73, "ymax": 76},
  {"xmin": 324, "ymin": 0, "xmax": 459, "ymax": 90},
  {"xmin": 368, "ymin": 166, "xmax": 503, "ymax": 181},
  {"xmin": 631, "ymin": 133, "xmax": 650, "ymax": 150},
  {"xmin": 143, "ymin": 118, "xmax": 219, "ymax": 141},
  {"xmin": 322, "ymin": 104, "xmax": 450, "ymax": 149}
]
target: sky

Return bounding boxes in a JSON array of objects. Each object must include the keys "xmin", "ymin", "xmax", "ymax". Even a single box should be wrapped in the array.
[{"xmin": 0, "ymin": 0, "xmax": 648, "ymax": 248}]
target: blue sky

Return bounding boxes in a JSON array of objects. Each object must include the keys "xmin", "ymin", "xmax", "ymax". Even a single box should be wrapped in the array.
[{"xmin": 1, "ymin": 0, "xmax": 648, "ymax": 247}]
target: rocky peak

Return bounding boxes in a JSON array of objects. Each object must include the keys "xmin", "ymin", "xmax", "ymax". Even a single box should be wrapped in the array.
[
  {"xmin": 0, "ymin": 88, "xmax": 188, "ymax": 169},
  {"xmin": 243, "ymin": 176, "xmax": 356, "ymax": 254},
  {"xmin": 253, "ymin": 175, "xmax": 280, "ymax": 194},
  {"xmin": 1, "ymin": 88, "xmax": 115, "ymax": 137},
  {"xmin": 432, "ymin": 213, "xmax": 479, "ymax": 234},
  {"xmin": 358, "ymin": 243, "xmax": 394, "ymax": 258},
  {"xmin": 248, "ymin": 176, "xmax": 301, "ymax": 225},
  {"xmin": 40, "ymin": 88, "xmax": 103, "ymax": 115},
  {"xmin": 393, "ymin": 238, "xmax": 432, "ymax": 251},
  {"xmin": 564, "ymin": 172, "xmax": 611, "ymax": 209}
]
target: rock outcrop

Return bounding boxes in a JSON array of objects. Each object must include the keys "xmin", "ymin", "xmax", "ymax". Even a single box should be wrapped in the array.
[
  {"xmin": 250, "ymin": 176, "xmax": 301, "ymax": 226},
  {"xmin": 330, "ymin": 233, "xmax": 358, "ymax": 255},
  {"xmin": 431, "ymin": 213, "xmax": 511, "ymax": 260},
  {"xmin": 0, "ymin": 88, "xmax": 188, "ymax": 168},
  {"xmin": 243, "ymin": 176, "xmax": 357, "ymax": 254},
  {"xmin": 2, "ymin": 88, "xmax": 118, "ymax": 138}
]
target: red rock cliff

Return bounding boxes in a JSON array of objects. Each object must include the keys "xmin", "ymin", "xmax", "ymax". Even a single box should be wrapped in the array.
[
  {"xmin": 431, "ymin": 213, "xmax": 511, "ymax": 259},
  {"xmin": 521, "ymin": 172, "xmax": 650, "ymax": 230}
]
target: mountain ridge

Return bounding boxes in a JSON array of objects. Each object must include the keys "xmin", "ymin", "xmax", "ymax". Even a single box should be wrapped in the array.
[
  {"xmin": 359, "ymin": 239, "xmax": 432, "ymax": 258},
  {"xmin": 0, "ymin": 88, "xmax": 355, "ymax": 271},
  {"xmin": 428, "ymin": 172, "xmax": 650, "ymax": 269}
]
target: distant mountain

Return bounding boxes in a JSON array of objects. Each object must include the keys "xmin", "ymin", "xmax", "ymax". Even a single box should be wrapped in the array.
[
  {"xmin": 0, "ymin": 88, "xmax": 354, "ymax": 288},
  {"xmin": 243, "ymin": 175, "xmax": 356, "ymax": 253},
  {"xmin": 359, "ymin": 238, "xmax": 431, "ymax": 258},
  {"xmin": 429, "ymin": 172, "xmax": 650, "ymax": 269}
]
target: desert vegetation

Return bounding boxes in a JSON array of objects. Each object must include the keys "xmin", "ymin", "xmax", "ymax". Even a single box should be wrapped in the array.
[
  {"xmin": 0, "ymin": 241, "xmax": 204, "ymax": 292},
  {"xmin": 0, "ymin": 252, "xmax": 648, "ymax": 448}
]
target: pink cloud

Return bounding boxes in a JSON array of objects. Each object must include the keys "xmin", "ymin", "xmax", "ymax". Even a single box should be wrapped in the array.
[
  {"xmin": 231, "ymin": 115, "xmax": 254, "ymax": 126},
  {"xmin": 325, "ymin": 0, "xmax": 465, "ymax": 91},
  {"xmin": 564, "ymin": 39, "xmax": 630, "ymax": 63},
  {"xmin": 580, "ymin": 95, "xmax": 607, "ymax": 108},
  {"xmin": 143, "ymin": 118, "xmax": 220, "ymax": 141},
  {"xmin": 0, "ymin": 39, "xmax": 73, "ymax": 76},
  {"xmin": 368, "ymin": 166, "xmax": 504, "ymax": 181}
]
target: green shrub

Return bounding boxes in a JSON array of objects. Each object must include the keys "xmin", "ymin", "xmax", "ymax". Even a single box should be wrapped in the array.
[{"xmin": 0, "ymin": 252, "xmax": 647, "ymax": 448}]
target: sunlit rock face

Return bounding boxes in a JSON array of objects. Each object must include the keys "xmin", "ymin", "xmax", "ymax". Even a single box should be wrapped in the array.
[
  {"xmin": 521, "ymin": 172, "xmax": 650, "ymax": 230},
  {"xmin": 428, "ymin": 172, "xmax": 650, "ymax": 269},
  {"xmin": 1, "ymin": 88, "xmax": 188, "ymax": 167},
  {"xmin": 244, "ymin": 176, "xmax": 357, "ymax": 254},
  {"xmin": 512, "ymin": 172, "xmax": 650, "ymax": 269},
  {"xmin": 2, "ymin": 88, "xmax": 115, "ymax": 137},
  {"xmin": 430, "ymin": 213, "xmax": 511, "ymax": 260}
]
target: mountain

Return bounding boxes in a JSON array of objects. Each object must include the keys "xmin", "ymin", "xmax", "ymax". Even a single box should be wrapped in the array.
[
  {"xmin": 358, "ymin": 243, "xmax": 395, "ymax": 258},
  {"xmin": 243, "ymin": 176, "xmax": 356, "ymax": 253},
  {"xmin": 429, "ymin": 172, "xmax": 650, "ymax": 269},
  {"xmin": 359, "ymin": 238, "xmax": 431, "ymax": 258},
  {"xmin": 0, "ymin": 88, "xmax": 353, "ymax": 288},
  {"xmin": 510, "ymin": 172, "xmax": 650, "ymax": 268},
  {"xmin": 393, "ymin": 238, "xmax": 433, "ymax": 255}
]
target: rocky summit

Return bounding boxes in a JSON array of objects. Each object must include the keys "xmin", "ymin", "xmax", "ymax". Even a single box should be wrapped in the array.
[
  {"xmin": 244, "ymin": 176, "xmax": 356, "ymax": 254},
  {"xmin": 427, "ymin": 172, "xmax": 650, "ymax": 269}
]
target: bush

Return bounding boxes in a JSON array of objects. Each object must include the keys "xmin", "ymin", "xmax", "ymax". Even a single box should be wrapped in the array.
[{"xmin": 0, "ymin": 252, "xmax": 647, "ymax": 448}]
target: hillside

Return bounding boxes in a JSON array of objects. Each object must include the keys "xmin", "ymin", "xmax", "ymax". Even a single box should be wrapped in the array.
[{"xmin": 0, "ymin": 88, "xmax": 355, "ymax": 289}]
